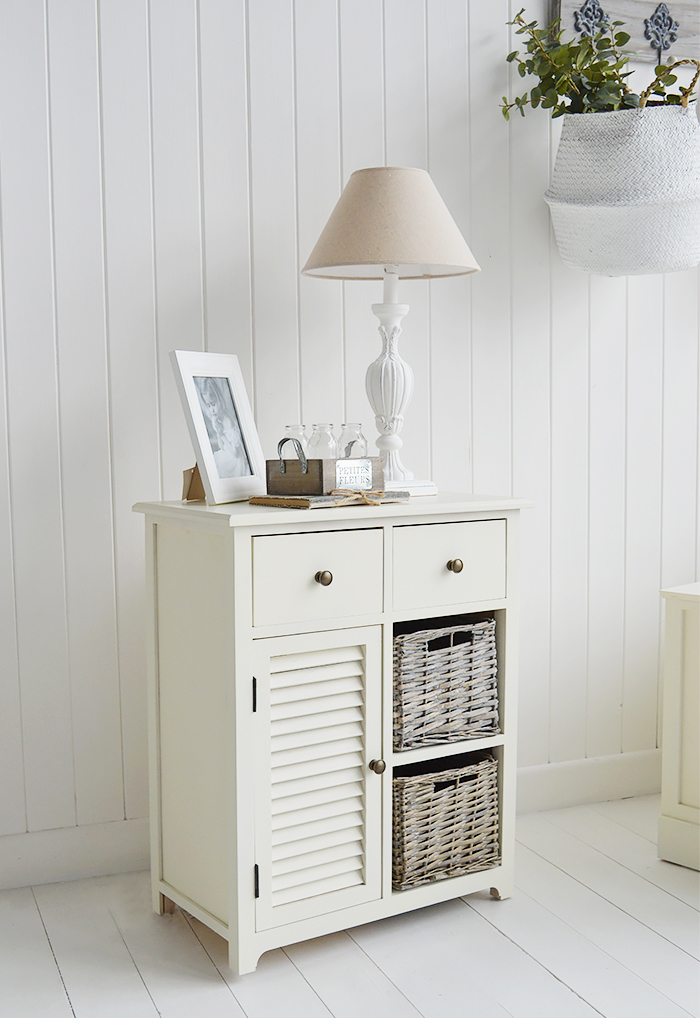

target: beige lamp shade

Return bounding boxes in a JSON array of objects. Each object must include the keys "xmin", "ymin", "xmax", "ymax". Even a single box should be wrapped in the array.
[{"xmin": 301, "ymin": 166, "xmax": 480, "ymax": 279}]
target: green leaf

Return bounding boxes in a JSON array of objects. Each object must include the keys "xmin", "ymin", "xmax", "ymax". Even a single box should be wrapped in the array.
[
  {"xmin": 614, "ymin": 31, "xmax": 630, "ymax": 46},
  {"xmin": 507, "ymin": 50, "xmax": 518, "ymax": 62}
]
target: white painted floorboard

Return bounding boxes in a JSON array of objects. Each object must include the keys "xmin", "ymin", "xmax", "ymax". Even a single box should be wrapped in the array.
[{"xmin": 1, "ymin": 796, "xmax": 697, "ymax": 1018}]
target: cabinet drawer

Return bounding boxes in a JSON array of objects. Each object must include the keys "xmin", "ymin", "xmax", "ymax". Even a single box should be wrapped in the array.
[
  {"xmin": 392, "ymin": 520, "xmax": 505, "ymax": 611},
  {"xmin": 253, "ymin": 529, "xmax": 383, "ymax": 627}
]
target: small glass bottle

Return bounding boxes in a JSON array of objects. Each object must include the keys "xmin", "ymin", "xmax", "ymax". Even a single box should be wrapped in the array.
[
  {"xmin": 338, "ymin": 423, "xmax": 368, "ymax": 459},
  {"xmin": 283, "ymin": 424, "xmax": 308, "ymax": 456},
  {"xmin": 308, "ymin": 423, "xmax": 337, "ymax": 458}
]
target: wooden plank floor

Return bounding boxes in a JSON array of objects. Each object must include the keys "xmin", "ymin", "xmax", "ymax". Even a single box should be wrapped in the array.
[{"xmin": 2, "ymin": 795, "xmax": 697, "ymax": 1018}]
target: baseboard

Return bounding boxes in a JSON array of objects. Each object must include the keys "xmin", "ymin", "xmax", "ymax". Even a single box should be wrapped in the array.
[
  {"xmin": 516, "ymin": 749, "xmax": 662, "ymax": 814},
  {"xmin": 0, "ymin": 817, "xmax": 149, "ymax": 891}
]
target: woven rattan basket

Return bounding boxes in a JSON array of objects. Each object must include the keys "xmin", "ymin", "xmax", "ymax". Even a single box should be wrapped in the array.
[
  {"xmin": 392, "ymin": 754, "xmax": 500, "ymax": 891},
  {"xmin": 393, "ymin": 618, "xmax": 499, "ymax": 750}
]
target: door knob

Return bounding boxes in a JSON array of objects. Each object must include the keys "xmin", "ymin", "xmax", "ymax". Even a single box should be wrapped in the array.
[
  {"xmin": 446, "ymin": 558, "xmax": 464, "ymax": 573},
  {"xmin": 315, "ymin": 570, "xmax": 333, "ymax": 586},
  {"xmin": 369, "ymin": 759, "xmax": 386, "ymax": 774}
]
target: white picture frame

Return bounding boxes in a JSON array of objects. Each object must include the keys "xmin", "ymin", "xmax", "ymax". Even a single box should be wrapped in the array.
[{"xmin": 171, "ymin": 350, "xmax": 266, "ymax": 504}]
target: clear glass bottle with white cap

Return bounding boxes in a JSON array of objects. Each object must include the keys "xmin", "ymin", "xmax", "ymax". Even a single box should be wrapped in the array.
[
  {"xmin": 338, "ymin": 424, "xmax": 368, "ymax": 459},
  {"xmin": 308, "ymin": 424, "xmax": 337, "ymax": 458}
]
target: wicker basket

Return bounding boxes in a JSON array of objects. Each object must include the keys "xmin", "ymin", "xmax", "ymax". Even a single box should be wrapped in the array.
[
  {"xmin": 392, "ymin": 754, "xmax": 500, "ymax": 891},
  {"xmin": 393, "ymin": 619, "xmax": 499, "ymax": 750}
]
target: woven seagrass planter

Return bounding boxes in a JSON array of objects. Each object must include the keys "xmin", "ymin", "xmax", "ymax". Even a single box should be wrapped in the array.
[
  {"xmin": 544, "ymin": 104, "xmax": 700, "ymax": 276},
  {"xmin": 392, "ymin": 754, "xmax": 500, "ymax": 891}
]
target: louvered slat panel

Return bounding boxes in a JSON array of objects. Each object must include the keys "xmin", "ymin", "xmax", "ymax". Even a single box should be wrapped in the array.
[
  {"xmin": 272, "ymin": 839, "xmax": 364, "ymax": 877},
  {"xmin": 270, "ymin": 660, "xmax": 364, "ymax": 692},
  {"xmin": 272, "ymin": 870, "xmax": 364, "ymax": 907},
  {"xmin": 270, "ymin": 646, "xmax": 364, "ymax": 676},
  {"xmin": 271, "ymin": 824, "xmax": 364, "ymax": 862},
  {"xmin": 271, "ymin": 720, "xmax": 363, "ymax": 753},
  {"xmin": 267, "ymin": 641, "xmax": 368, "ymax": 908},
  {"xmin": 270, "ymin": 705, "xmax": 363, "ymax": 737},
  {"xmin": 271, "ymin": 780, "xmax": 364, "ymax": 817},
  {"xmin": 269, "ymin": 690, "xmax": 364, "ymax": 721},
  {"xmin": 271, "ymin": 736, "xmax": 364, "ymax": 769},
  {"xmin": 270, "ymin": 810, "xmax": 363, "ymax": 848},
  {"xmin": 270, "ymin": 672, "xmax": 363, "ymax": 704},
  {"xmin": 272, "ymin": 751, "xmax": 363, "ymax": 785},
  {"xmin": 272, "ymin": 855, "xmax": 364, "ymax": 893}
]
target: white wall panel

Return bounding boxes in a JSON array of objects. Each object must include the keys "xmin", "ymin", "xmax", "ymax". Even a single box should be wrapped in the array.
[
  {"xmin": 47, "ymin": 0, "xmax": 124, "ymax": 826},
  {"xmin": 248, "ymin": 0, "xmax": 300, "ymax": 455},
  {"xmin": 468, "ymin": 0, "xmax": 512, "ymax": 496},
  {"xmin": 0, "ymin": 0, "xmax": 698, "ymax": 866},
  {"xmin": 586, "ymin": 277, "xmax": 627, "ymax": 759},
  {"xmin": 623, "ymin": 276, "xmax": 665, "ymax": 754},
  {"xmin": 199, "ymin": 0, "xmax": 253, "ymax": 374},
  {"xmin": 0, "ymin": 221, "xmax": 24, "ymax": 837},
  {"xmin": 426, "ymin": 0, "xmax": 471, "ymax": 492},
  {"xmin": 0, "ymin": 0, "xmax": 75, "ymax": 833},
  {"xmin": 149, "ymin": 0, "xmax": 206, "ymax": 498},
  {"xmin": 295, "ymin": 0, "xmax": 344, "ymax": 430},
  {"xmin": 338, "ymin": 0, "xmax": 385, "ymax": 438},
  {"xmin": 549, "ymin": 268, "xmax": 589, "ymax": 763},
  {"xmin": 99, "ymin": 0, "xmax": 159, "ymax": 820}
]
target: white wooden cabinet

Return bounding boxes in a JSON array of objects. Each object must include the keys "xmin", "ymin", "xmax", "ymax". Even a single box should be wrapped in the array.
[
  {"xmin": 658, "ymin": 583, "xmax": 699, "ymax": 870},
  {"xmin": 134, "ymin": 493, "xmax": 530, "ymax": 974}
]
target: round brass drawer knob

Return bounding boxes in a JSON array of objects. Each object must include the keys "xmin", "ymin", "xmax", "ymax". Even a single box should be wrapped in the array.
[
  {"xmin": 369, "ymin": 759, "xmax": 386, "ymax": 774},
  {"xmin": 446, "ymin": 558, "xmax": 464, "ymax": 573},
  {"xmin": 315, "ymin": 570, "xmax": 333, "ymax": 586}
]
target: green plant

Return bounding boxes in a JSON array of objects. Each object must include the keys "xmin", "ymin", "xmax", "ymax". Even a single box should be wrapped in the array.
[{"xmin": 501, "ymin": 9, "xmax": 698, "ymax": 120}]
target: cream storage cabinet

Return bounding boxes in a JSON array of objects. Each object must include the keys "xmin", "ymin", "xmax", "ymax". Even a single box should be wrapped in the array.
[{"xmin": 134, "ymin": 493, "xmax": 530, "ymax": 974}]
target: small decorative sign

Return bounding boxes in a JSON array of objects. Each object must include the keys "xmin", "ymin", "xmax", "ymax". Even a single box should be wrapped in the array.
[{"xmin": 335, "ymin": 458, "xmax": 373, "ymax": 491}]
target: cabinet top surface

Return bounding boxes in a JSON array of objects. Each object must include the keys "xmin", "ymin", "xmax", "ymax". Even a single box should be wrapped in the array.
[
  {"xmin": 661, "ymin": 582, "xmax": 700, "ymax": 601},
  {"xmin": 133, "ymin": 491, "xmax": 533, "ymax": 528}
]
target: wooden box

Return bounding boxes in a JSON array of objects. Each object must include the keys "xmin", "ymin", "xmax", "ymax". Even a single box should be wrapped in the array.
[{"xmin": 266, "ymin": 456, "xmax": 384, "ymax": 496}]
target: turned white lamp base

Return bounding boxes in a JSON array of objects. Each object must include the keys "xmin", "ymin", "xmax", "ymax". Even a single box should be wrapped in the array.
[{"xmin": 364, "ymin": 271, "xmax": 438, "ymax": 495}]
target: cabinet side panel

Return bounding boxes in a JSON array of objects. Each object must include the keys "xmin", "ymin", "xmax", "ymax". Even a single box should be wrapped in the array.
[
  {"xmin": 155, "ymin": 524, "xmax": 230, "ymax": 923},
  {"xmin": 679, "ymin": 605, "xmax": 699, "ymax": 811}
]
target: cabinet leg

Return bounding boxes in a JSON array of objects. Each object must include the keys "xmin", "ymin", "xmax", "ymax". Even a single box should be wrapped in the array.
[
  {"xmin": 155, "ymin": 892, "xmax": 177, "ymax": 915},
  {"xmin": 489, "ymin": 884, "xmax": 513, "ymax": 901}
]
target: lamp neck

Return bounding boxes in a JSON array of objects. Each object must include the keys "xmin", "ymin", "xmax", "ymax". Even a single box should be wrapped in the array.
[{"xmin": 383, "ymin": 265, "xmax": 399, "ymax": 304}]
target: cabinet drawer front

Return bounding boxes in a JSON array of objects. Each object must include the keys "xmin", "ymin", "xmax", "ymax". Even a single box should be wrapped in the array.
[
  {"xmin": 253, "ymin": 529, "xmax": 383, "ymax": 627},
  {"xmin": 393, "ymin": 520, "xmax": 506, "ymax": 610}
]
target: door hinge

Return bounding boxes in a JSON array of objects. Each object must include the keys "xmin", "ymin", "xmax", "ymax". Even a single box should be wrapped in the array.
[
  {"xmin": 254, "ymin": 864, "xmax": 259, "ymax": 898},
  {"xmin": 252, "ymin": 676, "xmax": 257, "ymax": 712}
]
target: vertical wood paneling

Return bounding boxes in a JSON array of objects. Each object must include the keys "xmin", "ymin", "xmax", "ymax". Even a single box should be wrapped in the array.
[
  {"xmin": 586, "ymin": 277, "xmax": 627, "ymax": 759},
  {"xmin": 0, "ymin": 0, "xmax": 75, "ymax": 832},
  {"xmin": 384, "ymin": 0, "xmax": 431, "ymax": 482},
  {"xmin": 0, "ymin": 0, "xmax": 698, "ymax": 856},
  {"xmin": 0, "ymin": 236, "xmax": 24, "ymax": 837},
  {"xmin": 99, "ymin": 0, "xmax": 159, "ymax": 820},
  {"xmin": 149, "ymin": 0, "xmax": 205, "ymax": 496},
  {"xmin": 248, "ymin": 0, "xmax": 300, "ymax": 457},
  {"xmin": 549, "ymin": 267, "xmax": 589, "ymax": 764},
  {"xmin": 661, "ymin": 269, "xmax": 699, "ymax": 589},
  {"xmin": 468, "ymin": 0, "xmax": 512, "ymax": 495},
  {"xmin": 295, "ymin": 0, "xmax": 344, "ymax": 430},
  {"xmin": 507, "ymin": 0, "xmax": 552, "ymax": 767},
  {"xmin": 47, "ymin": 0, "xmax": 123, "ymax": 826},
  {"xmin": 426, "ymin": 0, "xmax": 472, "ymax": 493},
  {"xmin": 338, "ymin": 0, "xmax": 385, "ymax": 439},
  {"xmin": 623, "ymin": 276, "xmax": 665, "ymax": 754},
  {"xmin": 199, "ymin": 0, "xmax": 253, "ymax": 375}
]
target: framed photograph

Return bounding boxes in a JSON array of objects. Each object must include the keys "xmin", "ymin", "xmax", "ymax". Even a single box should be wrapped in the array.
[{"xmin": 171, "ymin": 350, "xmax": 266, "ymax": 504}]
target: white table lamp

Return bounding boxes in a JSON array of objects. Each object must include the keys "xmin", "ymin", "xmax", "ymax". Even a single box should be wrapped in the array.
[{"xmin": 302, "ymin": 166, "xmax": 480, "ymax": 495}]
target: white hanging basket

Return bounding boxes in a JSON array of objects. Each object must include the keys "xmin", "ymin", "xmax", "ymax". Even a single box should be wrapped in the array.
[{"xmin": 544, "ymin": 103, "xmax": 700, "ymax": 276}]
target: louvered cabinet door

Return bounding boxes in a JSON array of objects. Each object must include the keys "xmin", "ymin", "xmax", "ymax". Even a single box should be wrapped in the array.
[{"xmin": 252, "ymin": 626, "xmax": 383, "ymax": 931}]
